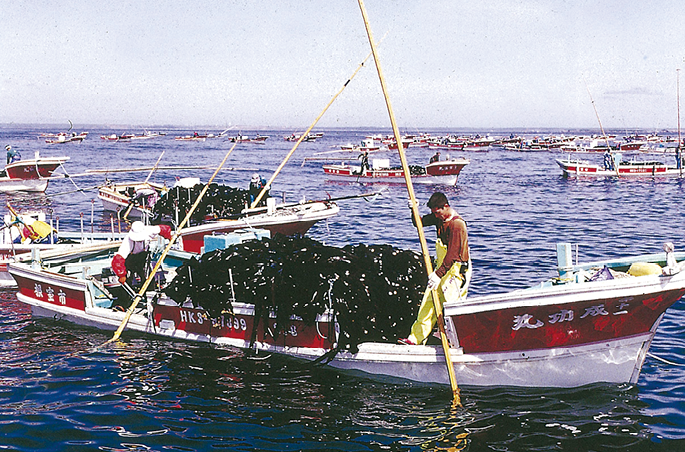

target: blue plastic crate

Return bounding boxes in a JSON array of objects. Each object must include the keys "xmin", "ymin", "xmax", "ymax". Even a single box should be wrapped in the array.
[{"xmin": 203, "ymin": 228, "xmax": 271, "ymax": 253}]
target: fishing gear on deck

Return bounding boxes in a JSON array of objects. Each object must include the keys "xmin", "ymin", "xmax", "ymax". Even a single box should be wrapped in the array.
[{"xmin": 163, "ymin": 234, "xmax": 426, "ymax": 353}]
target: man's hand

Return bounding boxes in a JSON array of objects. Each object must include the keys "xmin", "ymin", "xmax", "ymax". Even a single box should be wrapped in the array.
[{"xmin": 427, "ymin": 272, "xmax": 441, "ymax": 290}]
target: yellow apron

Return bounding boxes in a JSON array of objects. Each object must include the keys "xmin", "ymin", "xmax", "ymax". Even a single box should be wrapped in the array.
[{"xmin": 407, "ymin": 238, "xmax": 471, "ymax": 345}]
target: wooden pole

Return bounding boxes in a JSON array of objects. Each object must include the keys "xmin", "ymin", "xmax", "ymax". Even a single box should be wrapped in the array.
[
  {"xmin": 356, "ymin": 0, "xmax": 460, "ymax": 403},
  {"xmin": 105, "ymin": 141, "xmax": 239, "ymax": 344},
  {"xmin": 143, "ymin": 150, "xmax": 165, "ymax": 184},
  {"xmin": 250, "ymin": 47, "xmax": 378, "ymax": 209}
]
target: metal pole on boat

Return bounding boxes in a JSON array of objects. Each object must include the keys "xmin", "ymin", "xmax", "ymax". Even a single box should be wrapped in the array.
[
  {"xmin": 357, "ymin": 0, "xmax": 461, "ymax": 403},
  {"xmin": 249, "ymin": 44, "xmax": 380, "ymax": 209},
  {"xmin": 106, "ymin": 141, "xmax": 240, "ymax": 345}
]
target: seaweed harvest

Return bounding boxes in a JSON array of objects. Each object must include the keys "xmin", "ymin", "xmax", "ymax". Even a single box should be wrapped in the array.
[
  {"xmin": 151, "ymin": 182, "xmax": 257, "ymax": 223},
  {"xmin": 163, "ymin": 234, "xmax": 426, "ymax": 352}
]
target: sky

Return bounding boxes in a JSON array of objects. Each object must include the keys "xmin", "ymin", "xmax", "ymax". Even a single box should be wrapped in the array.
[{"xmin": 1, "ymin": 0, "xmax": 685, "ymax": 131}]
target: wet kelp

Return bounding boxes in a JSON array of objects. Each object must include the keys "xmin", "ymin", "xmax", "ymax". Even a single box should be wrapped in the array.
[
  {"xmin": 163, "ymin": 235, "xmax": 426, "ymax": 352},
  {"xmin": 151, "ymin": 183, "xmax": 256, "ymax": 224}
]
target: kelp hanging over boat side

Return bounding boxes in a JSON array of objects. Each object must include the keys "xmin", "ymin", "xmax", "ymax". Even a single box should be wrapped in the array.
[
  {"xmin": 151, "ymin": 182, "xmax": 257, "ymax": 224},
  {"xmin": 163, "ymin": 235, "xmax": 426, "ymax": 352}
]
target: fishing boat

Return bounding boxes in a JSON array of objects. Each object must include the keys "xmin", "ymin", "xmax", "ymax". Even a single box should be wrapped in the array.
[
  {"xmin": 284, "ymin": 132, "xmax": 323, "ymax": 142},
  {"xmin": 340, "ymin": 138, "xmax": 383, "ymax": 152},
  {"xmin": 556, "ymin": 153, "xmax": 685, "ymax": 177},
  {"xmin": 0, "ymin": 208, "xmax": 126, "ymax": 287},
  {"xmin": 322, "ymin": 157, "xmax": 469, "ymax": 185},
  {"xmin": 0, "ymin": 152, "xmax": 69, "ymax": 192},
  {"xmin": 100, "ymin": 131, "xmax": 164, "ymax": 141},
  {"xmin": 174, "ymin": 199, "xmax": 340, "ymax": 253},
  {"xmin": 97, "ymin": 180, "xmax": 171, "ymax": 219},
  {"xmin": 174, "ymin": 133, "xmax": 207, "ymax": 142},
  {"xmin": 45, "ymin": 132, "xmax": 89, "ymax": 144},
  {"xmin": 229, "ymin": 134, "xmax": 269, "ymax": 143},
  {"xmin": 8, "ymin": 233, "xmax": 685, "ymax": 388}
]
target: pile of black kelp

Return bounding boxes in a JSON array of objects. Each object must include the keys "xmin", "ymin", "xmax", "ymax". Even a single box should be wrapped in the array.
[
  {"xmin": 163, "ymin": 234, "xmax": 426, "ymax": 353},
  {"xmin": 389, "ymin": 165, "xmax": 426, "ymax": 176},
  {"xmin": 151, "ymin": 183, "xmax": 257, "ymax": 224}
]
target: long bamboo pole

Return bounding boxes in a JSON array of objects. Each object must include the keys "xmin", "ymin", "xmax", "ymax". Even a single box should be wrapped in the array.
[
  {"xmin": 356, "ymin": 0, "xmax": 460, "ymax": 403},
  {"xmin": 250, "ymin": 45, "xmax": 380, "ymax": 209},
  {"xmin": 105, "ymin": 141, "xmax": 239, "ymax": 344},
  {"xmin": 143, "ymin": 150, "xmax": 165, "ymax": 184}
]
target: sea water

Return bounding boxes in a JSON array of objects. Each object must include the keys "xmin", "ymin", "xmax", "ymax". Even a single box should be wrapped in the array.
[{"xmin": 0, "ymin": 125, "xmax": 684, "ymax": 451}]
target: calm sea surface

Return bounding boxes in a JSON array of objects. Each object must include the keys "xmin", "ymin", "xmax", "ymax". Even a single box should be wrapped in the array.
[{"xmin": 0, "ymin": 125, "xmax": 684, "ymax": 451}]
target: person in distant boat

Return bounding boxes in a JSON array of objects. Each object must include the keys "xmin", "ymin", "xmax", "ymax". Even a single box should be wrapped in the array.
[
  {"xmin": 111, "ymin": 221, "xmax": 172, "ymax": 289},
  {"xmin": 429, "ymin": 151, "xmax": 441, "ymax": 164},
  {"xmin": 249, "ymin": 173, "xmax": 269, "ymax": 206},
  {"xmin": 358, "ymin": 151, "xmax": 370, "ymax": 174},
  {"xmin": 399, "ymin": 192, "xmax": 471, "ymax": 346},
  {"xmin": 603, "ymin": 149, "xmax": 615, "ymax": 171},
  {"xmin": 5, "ymin": 145, "xmax": 20, "ymax": 165}
]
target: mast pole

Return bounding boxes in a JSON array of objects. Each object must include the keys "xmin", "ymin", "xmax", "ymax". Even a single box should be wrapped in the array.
[
  {"xmin": 356, "ymin": 0, "xmax": 461, "ymax": 403},
  {"xmin": 678, "ymin": 69, "xmax": 682, "ymax": 177},
  {"xmin": 250, "ymin": 47, "xmax": 378, "ymax": 209}
]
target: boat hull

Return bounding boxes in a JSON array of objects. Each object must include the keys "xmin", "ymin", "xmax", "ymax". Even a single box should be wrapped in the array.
[
  {"xmin": 557, "ymin": 158, "xmax": 684, "ymax": 177},
  {"xmin": 8, "ymin": 245, "xmax": 684, "ymax": 388},
  {"xmin": 322, "ymin": 159, "xmax": 469, "ymax": 185},
  {"xmin": 177, "ymin": 201, "xmax": 340, "ymax": 253}
]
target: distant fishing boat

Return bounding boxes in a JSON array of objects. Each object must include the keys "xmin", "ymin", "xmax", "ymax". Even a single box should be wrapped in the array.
[
  {"xmin": 556, "ymin": 153, "xmax": 685, "ymax": 177},
  {"xmin": 229, "ymin": 134, "xmax": 269, "ymax": 143},
  {"xmin": 323, "ymin": 157, "xmax": 469, "ymax": 185},
  {"xmin": 45, "ymin": 132, "xmax": 88, "ymax": 144},
  {"xmin": 100, "ymin": 131, "xmax": 165, "ymax": 141}
]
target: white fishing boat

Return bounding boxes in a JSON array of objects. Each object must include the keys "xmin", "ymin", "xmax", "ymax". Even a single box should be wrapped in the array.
[
  {"xmin": 98, "ymin": 180, "xmax": 171, "ymax": 219},
  {"xmin": 7, "ymin": 234, "xmax": 685, "ymax": 388},
  {"xmin": 556, "ymin": 153, "xmax": 685, "ymax": 177},
  {"xmin": 0, "ymin": 208, "xmax": 126, "ymax": 287}
]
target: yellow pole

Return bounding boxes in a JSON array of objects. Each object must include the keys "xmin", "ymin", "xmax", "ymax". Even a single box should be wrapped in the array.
[
  {"xmin": 356, "ymin": 0, "xmax": 460, "ymax": 403},
  {"xmin": 105, "ymin": 141, "xmax": 239, "ymax": 344},
  {"xmin": 250, "ymin": 47, "xmax": 379, "ymax": 209}
]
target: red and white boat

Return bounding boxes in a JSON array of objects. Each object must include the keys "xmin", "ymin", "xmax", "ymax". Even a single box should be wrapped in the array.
[
  {"xmin": 323, "ymin": 158, "xmax": 469, "ymax": 185},
  {"xmin": 7, "ymin": 237, "xmax": 685, "ymax": 388},
  {"xmin": 175, "ymin": 200, "xmax": 340, "ymax": 253},
  {"xmin": 340, "ymin": 138, "xmax": 383, "ymax": 152},
  {"xmin": 557, "ymin": 154, "xmax": 685, "ymax": 177},
  {"xmin": 0, "ymin": 152, "xmax": 69, "ymax": 192}
]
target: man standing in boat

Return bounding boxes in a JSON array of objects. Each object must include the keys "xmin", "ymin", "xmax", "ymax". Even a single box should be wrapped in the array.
[
  {"xmin": 358, "ymin": 151, "xmax": 370, "ymax": 174},
  {"xmin": 111, "ymin": 221, "xmax": 172, "ymax": 290},
  {"xmin": 5, "ymin": 145, "xmax": 20, "ymax": 165},
  {"xmin": 400, "ymin": 192, "xmax": 471, "ymax": 346}
]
